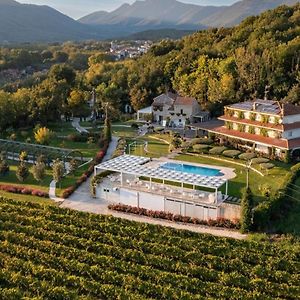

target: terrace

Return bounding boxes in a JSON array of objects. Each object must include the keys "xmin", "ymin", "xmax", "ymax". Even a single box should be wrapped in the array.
[{"xmin": 95, "ymin": 155, "xmax": 232, "ymax": 204}]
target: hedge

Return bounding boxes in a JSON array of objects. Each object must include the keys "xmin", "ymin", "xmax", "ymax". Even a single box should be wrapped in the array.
[
  {"xmin": 0, "ymin": 184, "xmax": 49, "ymax": 198},
  {"xmin": 192, "ymin": 144, "xmax": 210, "ymax": 153},
  {"xmin": 251, "ymin": 157, "xmax": 270, "ymax": 165},
  {"xmin": 109, "ymin": 203, "xmax": 240, "ymax": 229},
  {"xmin": 209, "ymin": 146, "xmax": 227, "ymax": 155},
  {"xmin": 260, "ymin": 163, "xmax": 275, "ymax": 170},
  {"xmin": 222, "ymin": 150, "xmax": 241, "ymax": 158},
  {"xmin": 239, "ymin": 153, "xmax": 257, "ymax": 161},
  {"xmin": 190, "ymin": 138, "xmax": 213, "ymax": 145}
]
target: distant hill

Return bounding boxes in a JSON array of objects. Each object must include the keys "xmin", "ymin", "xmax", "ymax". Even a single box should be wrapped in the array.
[
  {"xmin": 0, "ymin": 0, "xmax": 100, "ymax": 43},
  {"xmin": 80, "ymin": 0, "xmax": 300, "ymax": 29},
  {"xmin": 123, "ymin": 29, "xmax": 196, "ymax": 41},
  {"xmin": 0, "ymin": 0, "xmax": 299, "ymax": 43}
]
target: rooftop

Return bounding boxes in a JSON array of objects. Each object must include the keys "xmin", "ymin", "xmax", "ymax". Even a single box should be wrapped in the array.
[
  {"xmin": 175, "ymin": 96, "xmax": 196, "ymax": 106},
  {"xmin": 227, "ymin": 99, "xmax": 300, "ymax": 117}
]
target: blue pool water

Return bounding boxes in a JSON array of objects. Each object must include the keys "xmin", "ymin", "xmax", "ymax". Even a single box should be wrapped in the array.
[{"xmin": 160, "ymin": 162, "xmax": 223, "ymax": 177}]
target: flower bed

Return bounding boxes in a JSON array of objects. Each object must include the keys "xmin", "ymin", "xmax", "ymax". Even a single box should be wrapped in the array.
[
  {"xmin": 108, "ymin": 203, "xmax": 240, "ymax": 229},
  {"xmin": 62, "ymin": 141, "xmax": 109, "ymax": 199},
  {"xmin": 0, "ymin": 184, "xmax": 49, "ymax": 198}
]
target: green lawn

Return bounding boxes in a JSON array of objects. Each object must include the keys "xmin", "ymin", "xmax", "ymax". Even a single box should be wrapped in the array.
[
  {"xmin": 0, "ymin": 190, "xmax": 54, "ymax": 206},
  {"xmin": 0, "ymin": 160, "xmax": 52, "ymax": 193},
  {"xmin": 0, "ymin": 159, "xmax": 93, "ymax": 199},
  {"xmin": 275, "ymin": 176, "xmax": 300, "ymax": 235},
  {"xmin": 127, "ymin": 136, "xmax": 170, "ymax": 158}
]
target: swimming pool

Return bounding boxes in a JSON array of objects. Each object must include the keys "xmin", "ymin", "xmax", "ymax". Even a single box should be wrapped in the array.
[{"xmin": 160, "ymin": 162, "xmax": 224, "ymax": 177}]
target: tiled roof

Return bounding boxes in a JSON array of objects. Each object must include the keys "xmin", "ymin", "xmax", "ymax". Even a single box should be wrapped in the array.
[
  {"xmin": 282, "ymin": 104, "xmax": 300, "ymax": 116},
  {"xmin": 175, "ymin": 96, "xmax": 196, "ymax": 106},
  {"xmin": 153, "ymin": 94, "xmax": 175, "ymax": 106},
  {"xmin": 219, "ymin": 116, "xmax": 284, "ymax": 131},
  {"xmin": 209, "ymin": 126, "xmax": 289, "ymax": 149}
]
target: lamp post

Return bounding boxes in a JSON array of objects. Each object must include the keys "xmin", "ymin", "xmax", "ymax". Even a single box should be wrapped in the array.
[{"xmin": 246, "ymin": 159, "xmax": 253, "ymax": 189}]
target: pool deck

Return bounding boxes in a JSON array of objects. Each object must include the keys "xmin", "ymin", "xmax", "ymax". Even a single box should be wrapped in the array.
[{"xmin": 155, "ymin": 157, "xmax": 236, "ymax": 180}]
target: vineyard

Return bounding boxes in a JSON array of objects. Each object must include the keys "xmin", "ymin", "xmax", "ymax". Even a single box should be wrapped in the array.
[{"xmin": 0, "ymin": 197, "xmax": 299, "ymax": 299}]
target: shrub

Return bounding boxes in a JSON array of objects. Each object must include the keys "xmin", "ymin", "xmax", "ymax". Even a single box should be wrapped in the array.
[
  {"xmin": 222, "ymin": 150, "xmax": 241, "ymax": 158},
  {"xmin": 252, "ymin": 158, "xmax": 270, "ymax": 165},
  {"xmin": 239, "ymin": 153, "xmax": 256, "ymax": 160},
  {"xmin": 67, "ymin": 133, "xmax": 88, "ymax": 143},
  {"xmin": 193, "ymin": 144, "xmax": 210, "ymax": 153},
  {"xmin": 260, "ymin": 163, "xmax": 275, "ymax": 170},
  {"xmin": 191, "ymin": 138, "xmax": 213, "ymax": 145},
  {"xmin": 34, "ymin": 127, "xmax": 54, "ymax": 145},
  {"xmin": 209, "ymin": 146, "xmax": 227, "ymax": 155},
  {"xmin": 0, "ymin": 184, "xmax": 48, "ymax": 198}
]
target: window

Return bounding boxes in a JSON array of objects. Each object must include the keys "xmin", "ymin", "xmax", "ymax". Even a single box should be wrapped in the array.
[
  {"xmin": 180, "ymin": 109, "xmax": 183, "ymax": 114},
  {"xmin": 179, "ymin": 119, "xmax": 182, "ymax": 123},
  {"xmin": 288, "ymin": 131, "xmax": 293, "ymax": 137}
]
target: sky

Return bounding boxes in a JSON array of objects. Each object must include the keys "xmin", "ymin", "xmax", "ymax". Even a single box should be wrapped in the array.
[{"xmin": 18, "ymin": 0, "xmax": 239, "ymax": 19}]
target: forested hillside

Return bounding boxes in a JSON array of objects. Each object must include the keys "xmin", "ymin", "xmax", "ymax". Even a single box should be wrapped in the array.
[
  {"xmin": 0, "ymin": 4, "xmax": 300, "ymax": 132},
  {"xmin": 85, "ymin": 3, "xmax": 300, "ymax": 115}
]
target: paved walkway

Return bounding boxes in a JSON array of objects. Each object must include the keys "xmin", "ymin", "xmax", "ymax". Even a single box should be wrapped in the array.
[
  {"xmin": 72, "ymin": 118, "xmax": 89, "ymax": 134},
  {"xmin": 60, "ymin": 136, "xmax": 118, "ymax": 208}
]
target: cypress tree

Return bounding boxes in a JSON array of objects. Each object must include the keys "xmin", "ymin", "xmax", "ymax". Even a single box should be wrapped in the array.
[
  {"xmin": 103, "ymin": 116, "xmax": 112, "ymax": 142},
  {"xmin": 240, "ymin": 187, "xmax": 254, "ymax": 233}
]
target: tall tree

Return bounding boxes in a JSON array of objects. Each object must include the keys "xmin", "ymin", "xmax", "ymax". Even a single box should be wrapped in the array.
[
  {"xmin": 52, "ymin": 159, "xmax": 65, "ymax": 188},
  {"xmin": 240, "ymin": 187, "xmax": 254, "ymax": 233}
]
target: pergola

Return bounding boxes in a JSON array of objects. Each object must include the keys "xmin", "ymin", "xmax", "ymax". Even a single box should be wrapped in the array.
[
  {"xmin": 0, "ymin": 139, "xmax": 84, "ymax": 167},
  {"xmin": 95, "ymin": 155, "xmax": 228, "ymax": 201}
]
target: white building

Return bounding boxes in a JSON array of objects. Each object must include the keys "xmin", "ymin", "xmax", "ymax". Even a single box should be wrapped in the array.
[
  {"xmin": 137, "ymin": 92, "xmax": 209, "ymax": 127},
  {"xmin": 94, "ymin": 155, "xmax": 240, "ymax": 221},
  {"xmin": 211, "ymin": 99, "xmax": 300, "ymax": 159}
]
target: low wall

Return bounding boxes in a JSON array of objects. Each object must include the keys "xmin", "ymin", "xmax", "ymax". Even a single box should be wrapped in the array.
[
  {"xmin": 219, "ymin": 202, "xmax": 241, "ymax": 220},
  {"xmin": 97, "ymin": 183, "xmax": 240, "ymax": 222}
]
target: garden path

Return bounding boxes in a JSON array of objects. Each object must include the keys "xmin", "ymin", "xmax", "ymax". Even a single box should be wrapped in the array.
[
  {"xmin": 59, "ymin": 136, "xmax": 118, "ymax": 207},
  {"xmin": 72, "ymin": 118, "xmax": 89, "ymax": 134}
]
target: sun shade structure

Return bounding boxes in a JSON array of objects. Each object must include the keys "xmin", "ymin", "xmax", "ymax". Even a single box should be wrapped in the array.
[{"xmin": 95, "ymin": 155, "xmax": 228, "ymax": 191}]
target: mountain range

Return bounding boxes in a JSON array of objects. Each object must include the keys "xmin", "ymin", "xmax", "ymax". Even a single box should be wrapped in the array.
[
  {"xmin": 80, "ymin": 0, "xmax": 299, "ymax": 28},
  {"xmin": 0, "ymin": 0, "xmax": 299, "ymax": 43}
]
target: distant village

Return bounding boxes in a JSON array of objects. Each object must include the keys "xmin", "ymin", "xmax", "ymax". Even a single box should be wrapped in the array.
[{"xmin": 109, "ymin": 40, "xmax": 153, "ymax": 60}]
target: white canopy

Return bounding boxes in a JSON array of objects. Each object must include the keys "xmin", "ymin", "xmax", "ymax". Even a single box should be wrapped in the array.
[{"xmin": 95, "ymin": 155, "xmax": 227, "ymax": 190}]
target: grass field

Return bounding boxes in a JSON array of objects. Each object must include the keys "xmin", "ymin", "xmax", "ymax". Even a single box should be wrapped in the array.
[
  {"xmin": 0, "ymin": 158, "xmax": 92, "ymax": 198},
  {"xmin": 0, "ymin": 197, "xmax": 299, "ymax": 299},
  {"xmin": 276, "ymin": 176, "xmax": 300, "ymax": 235}
]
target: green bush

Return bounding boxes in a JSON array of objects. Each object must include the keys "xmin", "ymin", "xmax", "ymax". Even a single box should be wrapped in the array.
[
  {"xmin": 191, "ymin": 138, "xmax": 213, "ymax": 145},
  {"xmin": 260, "ymin": 163, "xmax": 275, "ymax": 170},
  {"xmin": 222, "ymin": 150, "xmax": 241, "ymax": 158},
  {"xmin": 193, "ymin": 144, "xmax": 210, "ymax": 153},
  {"xmin": 251, "ymin": 158, "xmax": 270, "ymax": 165},
  {"xmin": 209, "ymin": 146, "xmax": 227, "ymax": 155},
  {"xmin": 239, "ymin": 153, "xmax": 257, "ymax": 161}
]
